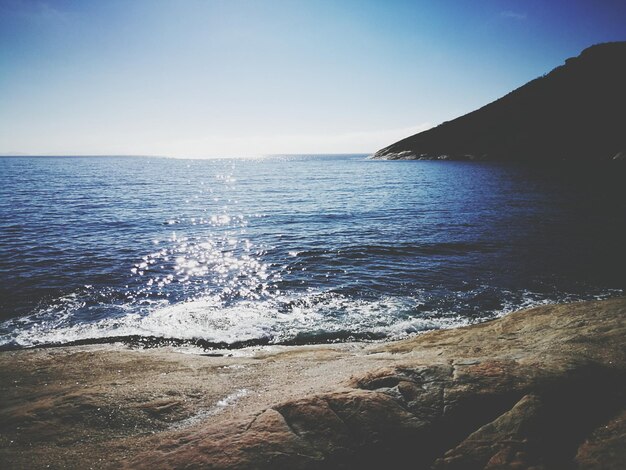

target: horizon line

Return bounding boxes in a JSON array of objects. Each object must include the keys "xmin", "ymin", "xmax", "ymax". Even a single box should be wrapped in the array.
[{"xmin": 0, "ymin": 152, "xmax": 373, "ymax": 159}]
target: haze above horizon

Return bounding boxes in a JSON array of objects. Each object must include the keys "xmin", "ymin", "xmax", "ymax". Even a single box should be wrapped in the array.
[{"xmin": 1, "ymin": 0, "xmax": 625, "ymax": 157}]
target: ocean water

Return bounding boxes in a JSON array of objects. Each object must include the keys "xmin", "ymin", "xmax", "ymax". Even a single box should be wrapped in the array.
[{"xmin": 1, "ymin": 155, "xmax": 624, "ymax": 350}]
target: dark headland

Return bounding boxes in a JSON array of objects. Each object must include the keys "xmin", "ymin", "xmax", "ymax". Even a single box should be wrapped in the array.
[
  {"xmin": 372, "ymin": 42, "xmax": 626, "ymax": 161},
  {"xmin": 1, "ymin": 298, "xmax": 625, "ymax": 469}
]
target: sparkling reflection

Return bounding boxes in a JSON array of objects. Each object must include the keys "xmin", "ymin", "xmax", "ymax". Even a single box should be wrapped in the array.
[{"xmin": 128, "ymin": 172, "xmax": 279, "ymax": 304}]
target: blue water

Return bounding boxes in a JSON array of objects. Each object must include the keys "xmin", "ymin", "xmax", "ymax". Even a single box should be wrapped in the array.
[{"xmin": 1, "ymin": 155, "xmax": 624, "ymax": 349}]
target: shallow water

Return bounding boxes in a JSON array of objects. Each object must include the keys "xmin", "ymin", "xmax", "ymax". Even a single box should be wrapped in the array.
[{"xmin": 1, "ymin": 155, "xmax": 624, "ymax": 349}]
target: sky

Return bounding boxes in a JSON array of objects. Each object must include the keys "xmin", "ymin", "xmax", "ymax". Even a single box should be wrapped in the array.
[{"xmin": 1, "ymin": 0, "xmax": 625, "ymax": 157}]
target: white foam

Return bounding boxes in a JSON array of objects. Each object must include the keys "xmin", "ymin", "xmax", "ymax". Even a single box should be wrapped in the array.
[
  {"xmin": 1, "ymin": 287, "xmax": 621, "ymax": 350},
  {"xmin": 0, "ymin": 291, "xmax": 456, "ymax": 348}
]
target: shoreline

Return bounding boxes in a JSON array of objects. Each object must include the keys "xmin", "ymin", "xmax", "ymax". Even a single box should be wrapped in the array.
[
  {"xmin": 1, "ymin": 298, "xmax": 625, "ymax": 468},
  {"xmin": 4, "ymin": 292, "xmax": 622, "ymax": 354}
]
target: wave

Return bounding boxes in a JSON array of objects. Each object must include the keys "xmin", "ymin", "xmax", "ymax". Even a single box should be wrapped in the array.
[{"xmin": 1, "ymin": 286, "xmax": 620, "ymax": 352}]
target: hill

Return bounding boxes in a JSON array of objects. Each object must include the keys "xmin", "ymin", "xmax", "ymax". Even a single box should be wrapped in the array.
[{"xmin": 372, "ymin": 42, "xmax": 626, "ymax": 161}]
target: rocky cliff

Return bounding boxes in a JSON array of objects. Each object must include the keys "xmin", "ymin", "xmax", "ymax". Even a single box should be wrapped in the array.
[{"xmin": 373, "ymin": 42, "xmax": 626, "ymax": 161}]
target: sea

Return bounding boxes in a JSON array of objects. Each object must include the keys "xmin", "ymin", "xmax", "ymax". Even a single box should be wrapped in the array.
[{"xmin": 1, "ymin": 154, "xmax": 624, "ymax": 351}]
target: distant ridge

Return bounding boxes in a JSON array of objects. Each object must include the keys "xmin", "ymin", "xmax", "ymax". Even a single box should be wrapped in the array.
[{"xmin": 372, "ymin": 42, "xmax": 626, "ymax": 161}]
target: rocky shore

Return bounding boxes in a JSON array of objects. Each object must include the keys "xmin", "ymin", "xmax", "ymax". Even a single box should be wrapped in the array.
[{"xmin": 1, "ymin": 298, "xmax": 625, "ymax": 469}]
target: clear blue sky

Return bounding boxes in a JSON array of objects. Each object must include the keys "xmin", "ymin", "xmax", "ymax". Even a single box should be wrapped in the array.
[{"xmin": 1, "ymin": 0, "xmax": 624, "ymax": 156}]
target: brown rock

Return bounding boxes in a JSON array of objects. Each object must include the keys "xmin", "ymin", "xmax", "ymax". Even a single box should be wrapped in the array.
[
  {"xmin": 1, "ymin": 298, "xmax": 625, "ymax": 469},
  {"xmin": 575, "ymin": 409, "xmax": 626, "ymax": 469}
]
